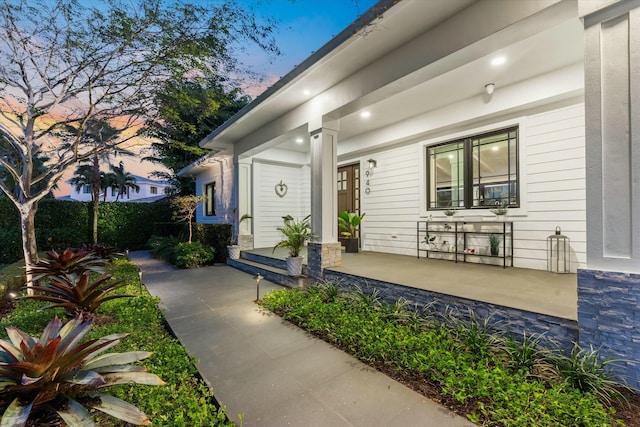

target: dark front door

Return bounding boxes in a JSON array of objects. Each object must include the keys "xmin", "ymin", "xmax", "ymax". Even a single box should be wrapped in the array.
[{"xmin": 337, "ymin": 163, "xmax": 361, "ymax": 244}]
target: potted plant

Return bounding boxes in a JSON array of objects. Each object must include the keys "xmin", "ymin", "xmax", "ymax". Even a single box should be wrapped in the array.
[
  {"xmin": 227, "ymin": 213, "xmax": 252, "ymax": 260},
  {"xmin": 444, "ymin": 208, "xmax": 457, "ymax": 217},
  {"xmin": 273, "ymin": 215, "xmax": 315, "ymax": 276},
  {"xmin": 338, "ymin": 210, "xmax": 365, "ymax": 253},
  {"xmin": 488, "ymin": 233, "xmax": 501, "ymax": 256},
  {"xmin": 490, "ymin": 204, "xmax": 508, "ymax": 220}
]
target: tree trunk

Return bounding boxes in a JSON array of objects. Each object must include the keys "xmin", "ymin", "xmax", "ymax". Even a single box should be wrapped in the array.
[
  {"xmin": 92, "ymin": 156, "xmax": 100, "ymax": 243},
  {"xmin": 19, "ymin": 203, "xmax": 39, "ymax": 296}
]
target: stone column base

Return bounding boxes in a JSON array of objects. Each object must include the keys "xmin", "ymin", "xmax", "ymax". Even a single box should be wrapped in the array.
[
  {"xmin": 578, "ymin": 269, "xmax": 640, "ymax": 391},
  {"xmin": 307, "ymin": 242, "xmax": 341, "ymax": 280}
]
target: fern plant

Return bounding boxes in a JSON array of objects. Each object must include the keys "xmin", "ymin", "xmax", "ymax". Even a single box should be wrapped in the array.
[{"xmin": 0, "ymin": 316, "xmax": 164, "ymax": 426}]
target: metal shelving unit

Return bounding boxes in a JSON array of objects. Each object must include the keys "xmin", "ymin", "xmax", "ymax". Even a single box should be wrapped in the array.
[{"xmin": 417, "ymin": 220, "xmax": 513, "ymax": 268}]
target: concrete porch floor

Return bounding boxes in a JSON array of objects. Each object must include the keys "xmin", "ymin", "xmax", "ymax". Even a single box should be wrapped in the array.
[{"xmin": 248, "ymin": 248, "xmax": 577, "ymax": 320}]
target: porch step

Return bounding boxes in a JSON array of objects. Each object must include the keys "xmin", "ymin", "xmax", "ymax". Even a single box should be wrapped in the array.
[
  {"xmin": 240, "ymin": 250, "xmax": 311, "ymax": 274},
  {"xmin": 227, "ymin": 256, "xmax": 310, "ymax": 288}
]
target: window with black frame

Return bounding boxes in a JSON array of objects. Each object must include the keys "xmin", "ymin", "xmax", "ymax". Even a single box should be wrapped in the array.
[
  {"xmin": 205, "ymin": 182, "xmax": 215, "ymax": 216},
  {"xmin": 427, "ymin": 127, "xmax": 518, "ymax": 210}
]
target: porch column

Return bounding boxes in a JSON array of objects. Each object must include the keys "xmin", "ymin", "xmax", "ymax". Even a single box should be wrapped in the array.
[
  {"xmin": 307, "ymin": 126, "xmax": 341, "ymax": 279},
  {"xmin": 237, "ymin": 157, "xmax": 253, "ymax": 250},
  {"xmin": 578, "ymin": 0, "xmax": 640, "ymax": 390}
]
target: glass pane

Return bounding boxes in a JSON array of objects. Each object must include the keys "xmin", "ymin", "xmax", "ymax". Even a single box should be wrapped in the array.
[
  {"xmin": 471, "ymin": 130, "xmax": 517, "ymax": 207},
  {"xmin": 429, "ymin": 142, "xmax": 464, "ymax": 209}
]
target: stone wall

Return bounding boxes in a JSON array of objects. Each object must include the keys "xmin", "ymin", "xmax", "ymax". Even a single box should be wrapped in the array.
[
  {"xmin": 578, "ymin": 269, "xmax": 640, "ymax": 390},
  {"xmin": 307, "ymin": 242, "xmax": 341, "ymax": 279},
  {"xmin": 324, "ymin": 270, "xmax": 578, "ymax": 352}
]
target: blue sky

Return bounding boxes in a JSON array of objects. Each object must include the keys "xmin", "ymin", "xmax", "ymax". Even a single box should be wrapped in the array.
[{"xmin": 222, "ymin": 0, "xmax": 379, "ymax": 95}]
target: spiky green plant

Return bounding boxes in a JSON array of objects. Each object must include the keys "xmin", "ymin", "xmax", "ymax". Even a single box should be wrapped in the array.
[
  {"xmin": 27, "ymin": 249, "xmax": 106, "ymax": 283},
  {"xmin": 0, "ymin": 316, "xmax": 165, "ymax": 426},
  {"xmin": 551, "ymin": 344, "xmax": 631, "ymax": 404},
  {"xmin": 23, "ymin": 273, "xmax": 131, "ymax": 318},
  {"xmin": 273, "ymin": 215, "xmax": 315, "ymax": 257}
]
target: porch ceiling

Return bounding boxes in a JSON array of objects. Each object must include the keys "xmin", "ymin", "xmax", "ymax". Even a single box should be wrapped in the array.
[
  {"xmin": 206, "ymin": 0, "xmax": 584, "ymax": 160},
  {"xmin": 274, "ymin": 17, "xmax": 584, "ymax": 155}
]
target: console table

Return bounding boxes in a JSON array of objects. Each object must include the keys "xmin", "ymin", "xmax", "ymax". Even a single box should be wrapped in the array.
[{"xmin": 417, "ymin": 220, "xmax": 513, "ymax": 268}]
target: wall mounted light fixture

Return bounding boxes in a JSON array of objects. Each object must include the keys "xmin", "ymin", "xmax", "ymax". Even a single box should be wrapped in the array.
[
  {"xmin": 368, "ymin": 158, "xmax": 377, "ymax": 169},
  {"xmin": 485, "ymin": 83, "xmax": 495, "ymax": 95}
]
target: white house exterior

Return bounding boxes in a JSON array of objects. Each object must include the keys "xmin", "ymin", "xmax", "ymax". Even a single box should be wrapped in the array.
[
  {"xmin": 66, "ymin": 175, "xmax": 170, "ymax": 203},
  {"xmin": 180, "ymin": 0, "xmax": 640, "ymax": 387}
]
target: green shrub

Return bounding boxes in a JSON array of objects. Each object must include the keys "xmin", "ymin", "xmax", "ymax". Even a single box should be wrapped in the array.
[
  {"xmin": 152, "ymin": 222, "xmax": 231, "ymax": 263},
  {"xmin": 260, "ymin": 285, "xmax": 623, "ymax": 426},
  {"xmin": 175, "ymin": 242, "xmax": 215, "ymax": 269},
  {"xmin": 148, "ymin": 235, "xmax": 180, "ymax": 264},
  {"xmin": 0, "ymin": 227, "xmax": 22, "ymax": 264}
]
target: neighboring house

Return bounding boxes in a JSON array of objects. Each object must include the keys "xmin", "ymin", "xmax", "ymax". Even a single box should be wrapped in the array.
[
  {"xmin": 180, "ymin": 1, "xmax": 640, "ymax": 388},
  {"xmin": 63, "ymin": 175, "xmax": 170, "ymax": 203}
]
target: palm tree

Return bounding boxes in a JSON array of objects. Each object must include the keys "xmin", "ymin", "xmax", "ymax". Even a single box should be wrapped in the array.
[
  {"xmin": 110, "ymin": 162, "xmax": 139, "ymax": 202},
  {"xmin": 69, "ymin": 121, "xmax": 133, "ymax": 243}
]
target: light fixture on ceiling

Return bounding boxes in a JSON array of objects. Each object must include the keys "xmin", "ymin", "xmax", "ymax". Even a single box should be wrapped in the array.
[
  {"xmin": 485, "ymin": 83, "xmax": 495, "ymax": 95},
  {"xmin": 367, "ymin": 158, "xmax": 377, "ymax": 169},
  {"xmin": 492, "ymin": 146, "xmax": 499, "ymax": 151},
  {"xmin": 360, "ymin": 111, "xmax": 371, "ymax": 119},
  {"xmin": 491, "ymin": 56, "xmax": 506, "ymax": 66},
  {"xmin": 303, "ymin": 89, "xmax": 311, "ymax": 96},
  {"xmin": 295, "ymin": 138, "xmax": 303, "ymax": 144}
]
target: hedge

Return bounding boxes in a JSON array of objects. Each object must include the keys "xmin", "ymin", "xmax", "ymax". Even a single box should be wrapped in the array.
[
  {"xmin": 152, "ymin": 222, "xmax": 232, "ymax": 263},
  {"xmin": 0, "ymin": 198, "xmax": 172, "ymax": 263}
]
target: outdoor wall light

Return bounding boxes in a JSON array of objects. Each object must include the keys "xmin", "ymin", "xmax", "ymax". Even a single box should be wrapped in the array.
[
  {"xmin": 485, "ymin": 83, "xmax": 495, "ymax": 95},
  {"xmin": 368, "ymin": 158, "xmax": 377, "ymax": 169}
]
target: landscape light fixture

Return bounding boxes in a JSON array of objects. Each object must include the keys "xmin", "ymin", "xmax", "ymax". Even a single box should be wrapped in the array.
[
  {"xmin": 255, "ymin": 273, "xmax": 263, "ymax": 301},
  {"xmin": 485, "ymin": 83, "xmax": 495, "ymax": 95}
]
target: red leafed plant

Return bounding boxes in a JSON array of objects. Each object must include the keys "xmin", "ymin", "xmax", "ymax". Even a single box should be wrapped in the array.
[
  {"xmin": 24, "ymin": 273, "xmax": 131, "ymax": 318},
  {"xmin": 0, "ymin": 316, "xmax": 164, "ymax": 426}
]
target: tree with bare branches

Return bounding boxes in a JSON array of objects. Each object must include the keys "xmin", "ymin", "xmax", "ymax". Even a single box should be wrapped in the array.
[{"xmin": 0, "ymin": 0, "xmax": 277, "ymax": 290}]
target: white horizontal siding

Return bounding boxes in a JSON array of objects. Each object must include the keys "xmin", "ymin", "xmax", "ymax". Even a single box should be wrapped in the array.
[
  {"xmin": 360, "ymin": 144, "xmax": 420, "ymax": 256},
  {"xmin": 253, "ymin": 161, "xmax": 310, "ymax": 248},
  {"xmin": 345, "ymin": 102, "xmax": 586, "ymax": 271},
  {"xmin": 516, "ymin": 103, "xmax": 586, "ymax": 271}
]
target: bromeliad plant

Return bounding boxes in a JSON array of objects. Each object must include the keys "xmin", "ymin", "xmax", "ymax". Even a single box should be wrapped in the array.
[
  {"xmin": 0, "ymin": 316, "xmax": 165, "ymax": 426},
  {"xmin": 23, "ymin": 273, "xmax": 131, "ymax": 318},
  {"xmin": 27, "ymin": 249, "xmax": 106, "ymax": 283}
]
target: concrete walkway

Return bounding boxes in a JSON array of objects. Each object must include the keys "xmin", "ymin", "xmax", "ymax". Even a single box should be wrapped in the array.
[{"xmin": 130, "ymin": 251, "xmax": 474, "ymax": 427}]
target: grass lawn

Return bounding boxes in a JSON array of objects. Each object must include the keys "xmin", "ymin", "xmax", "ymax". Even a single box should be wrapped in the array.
[{"xmin": 0, "ymin": 258, "xmax": 233, "ymax": 426}]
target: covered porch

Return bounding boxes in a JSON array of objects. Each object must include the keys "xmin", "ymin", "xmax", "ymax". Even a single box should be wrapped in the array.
[{"xmin": 243, "ymin": 247, "xmax": 577, "ymax": 321}]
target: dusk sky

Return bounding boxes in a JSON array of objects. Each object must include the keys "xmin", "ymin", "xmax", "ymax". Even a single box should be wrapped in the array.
[
  {"xmin": 225, "ymin": 0, "xmax": 379, "ymax": 96},
  {"xmin": 53, "ymin": 0, "xmax": 379, "ymax": 196}
]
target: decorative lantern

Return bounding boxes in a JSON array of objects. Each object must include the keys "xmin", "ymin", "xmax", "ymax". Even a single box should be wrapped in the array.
[{"xmin": 547, "ymin": 226, "xmax": 570, "ymax": 273}]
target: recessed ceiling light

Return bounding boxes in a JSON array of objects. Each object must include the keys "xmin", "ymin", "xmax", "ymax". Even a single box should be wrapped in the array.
[
  {"xmin": 303, "ymin": 89, "xmax": 311, "ymax": 96},
  {"xmin": 448, "ymin": 154, "xmax": 454, "ymax": 159},
  {"xmin": 491, "ymin": 56, "xmax": 506, "ymax": 66},
  {"xmin": 360, "ymin": 111, "xmax": 371, "ymax": 119},
  {"xmin": 295, "ymin": 138, "xmax": 303, "ymax": 144},
  {"xmin": 492, "ymin": 146, "xmax": 499, "ymax": 151}
]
